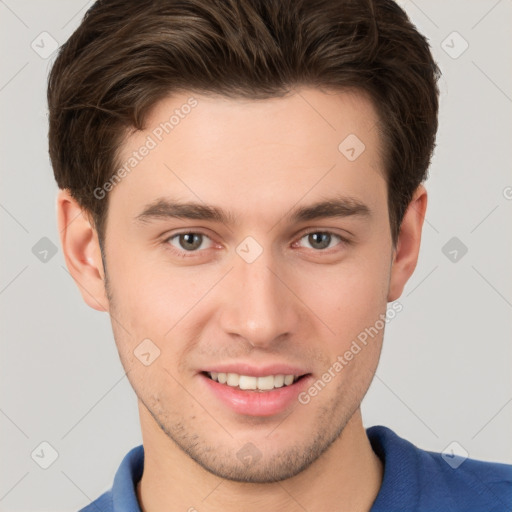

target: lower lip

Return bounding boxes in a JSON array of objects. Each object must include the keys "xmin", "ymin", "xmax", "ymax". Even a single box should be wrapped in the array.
[{"xmin": 199, "ymin": 373, "xmax": 313, "ymax": 417}]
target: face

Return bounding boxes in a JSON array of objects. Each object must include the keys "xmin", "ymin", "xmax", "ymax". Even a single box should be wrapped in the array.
[{"xmin": 102, "ymin": 88, "xmax": 394, "ymax": 482}]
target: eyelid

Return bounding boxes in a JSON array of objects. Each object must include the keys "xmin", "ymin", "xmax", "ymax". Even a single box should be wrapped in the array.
[
  {"xmin": 163, "ymin": 229, "xmax": 218, "ymax": 257},
  {"xmin": 162, "ymin": 227, "xmax": 351, "ymax": 258},
  {"xmin": 162, "ymin": 228, "xmax": 215, "ymax": 242},
  {"xmin": 294, "ymin": 228, "xmax": 351, "ymax": 248}
]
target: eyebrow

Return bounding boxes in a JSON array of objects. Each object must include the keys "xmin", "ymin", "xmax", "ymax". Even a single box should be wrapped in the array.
[{"xmin": 134, "ymin": 195, "xmax": 371, "ymax": 226}]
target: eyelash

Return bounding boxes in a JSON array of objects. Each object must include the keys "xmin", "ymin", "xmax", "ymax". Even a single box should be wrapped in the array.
[{"xmin": 163, "ymin": 229, "xmax": 350, "ymax": 258}]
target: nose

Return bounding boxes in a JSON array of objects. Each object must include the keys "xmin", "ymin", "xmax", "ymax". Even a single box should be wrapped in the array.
[{"xmin": 218, "ymin": 246, "xmax": 301, "ymax": 348}]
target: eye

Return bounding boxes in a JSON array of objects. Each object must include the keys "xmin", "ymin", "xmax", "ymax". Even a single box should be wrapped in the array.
[
  {"xmin": 297, "ymin": 231, "xmax": 345, "ymax": 251},
  {"xmin": 166, "ymin": 232, "xmax": 213, "ymax": 253}
]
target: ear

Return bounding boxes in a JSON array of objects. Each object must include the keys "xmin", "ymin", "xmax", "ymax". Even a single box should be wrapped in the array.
[
  {"xmin": 388, "ymin": 185, "xmax": 428, "ymax": 302},
  {"xmin": 56, "ymin": 189, "xmax": 109, "ymax": 312}
]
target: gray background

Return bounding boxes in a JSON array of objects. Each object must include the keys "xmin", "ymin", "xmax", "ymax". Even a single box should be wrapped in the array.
[{"xmin": 1, "ymin": 0, "xmax": 511, "ymax": 510}]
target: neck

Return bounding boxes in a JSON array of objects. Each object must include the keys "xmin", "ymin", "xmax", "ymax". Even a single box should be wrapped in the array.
[{"xmin": 136, "ymin": 404, "xmax": 383, "ymax": 512}]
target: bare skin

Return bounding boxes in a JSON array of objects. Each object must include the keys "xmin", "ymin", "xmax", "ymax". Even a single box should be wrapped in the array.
[{"xmin": 57, "ymin": 87, "xmax": 427, "ymax": 511}]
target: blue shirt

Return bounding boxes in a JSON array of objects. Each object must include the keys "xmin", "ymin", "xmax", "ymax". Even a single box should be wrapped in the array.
[{"xmin": 79, "ymin": 426, "xmax": 512, "ymax": 511}]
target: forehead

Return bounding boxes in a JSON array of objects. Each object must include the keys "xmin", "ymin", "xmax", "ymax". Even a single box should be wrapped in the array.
[{"xmin": 111, "ymin": 87, "xmax": 386, "ymax": 226}]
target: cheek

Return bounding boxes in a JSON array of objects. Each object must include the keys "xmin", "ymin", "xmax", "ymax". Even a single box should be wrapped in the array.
[
  {"xmin": 107, "ymin": 243, "xmax": 206, "ymax": 334},
  {"xmin": 300, "ymin": 253, "xmax": 390, "ymax": 346}
]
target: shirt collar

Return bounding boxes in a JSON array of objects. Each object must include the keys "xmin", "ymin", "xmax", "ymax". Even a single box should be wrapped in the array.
[{"xmin": 112, "ymin": 445, "xmax": 144, "ymax": 512}]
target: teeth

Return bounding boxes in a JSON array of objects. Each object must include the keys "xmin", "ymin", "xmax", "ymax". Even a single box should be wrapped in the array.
[
  {"xmin": 227, "ymin": 373, "xmax": 239, "ymax": 386},
  {"xmin": 207, "ymin": 372, "xmax": 300, "ymax": 391},
  {"xmin": 273, "ymin": 374, "xmax": 285, "ymax": 388},
  {"xmin": 239, "ymin": 375, "xmax": 257, "ymax": 390},
  {"xmin": 256, "ymin": 375, "xmax": 274, "ymax": 390}
]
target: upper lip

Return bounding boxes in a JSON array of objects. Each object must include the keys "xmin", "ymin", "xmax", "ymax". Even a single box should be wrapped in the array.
[{"xmin": 200, "ymin": 363, "xmax": 310, "ymax": 378}]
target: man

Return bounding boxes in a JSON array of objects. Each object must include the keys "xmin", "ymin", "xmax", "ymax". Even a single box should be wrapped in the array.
[{"xmin": 48, "ymin": 0, "xmax": 512, "ymax": 510}]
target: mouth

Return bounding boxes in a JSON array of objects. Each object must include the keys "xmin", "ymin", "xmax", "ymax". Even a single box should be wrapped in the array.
[
  {"xmin": 202, "ymin": 371, "xmax": 309, "ymax": 392},
  {"xmin": 199, "ymin": 369, "xmax": 314, "ymax": 416}
]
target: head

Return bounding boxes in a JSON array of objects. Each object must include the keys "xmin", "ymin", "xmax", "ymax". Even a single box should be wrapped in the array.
[{"xmin": 50, "ymin": 0, "xmax": 439, "ymax": 483}]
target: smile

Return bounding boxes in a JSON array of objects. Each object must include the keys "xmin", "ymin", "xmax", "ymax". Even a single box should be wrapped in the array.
[{"xmin": 205, "ymin": 372, "xmax": 302, "ymax": 391}]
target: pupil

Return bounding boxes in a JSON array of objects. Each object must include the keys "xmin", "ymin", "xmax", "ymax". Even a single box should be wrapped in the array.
[
  {"xmin": 309, "ymin": 232, "xmax": 330, "ymax": 250},
  {"xmin": 181, "ymin": 233, "xmax": 201, "ymax": 250}
]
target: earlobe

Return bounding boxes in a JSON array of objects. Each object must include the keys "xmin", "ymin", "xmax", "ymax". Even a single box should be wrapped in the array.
[
  {"xmin": 56, "ymin": 189, "xmax": 109, "ymax": 312},
  {"xmin": 387, "ymin": 185, "xmax": 428, "ymax": 302}
]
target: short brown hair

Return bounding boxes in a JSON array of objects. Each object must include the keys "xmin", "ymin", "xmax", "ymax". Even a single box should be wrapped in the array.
[{"xmin": 48, "ymin": 0, "xmax": 440, "ymax": 248}]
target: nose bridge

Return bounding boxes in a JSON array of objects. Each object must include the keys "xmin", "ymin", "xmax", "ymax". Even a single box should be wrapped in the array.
[{"xmin": 220, "ymin": 242, "xmax": 297, "ymax": 346}]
